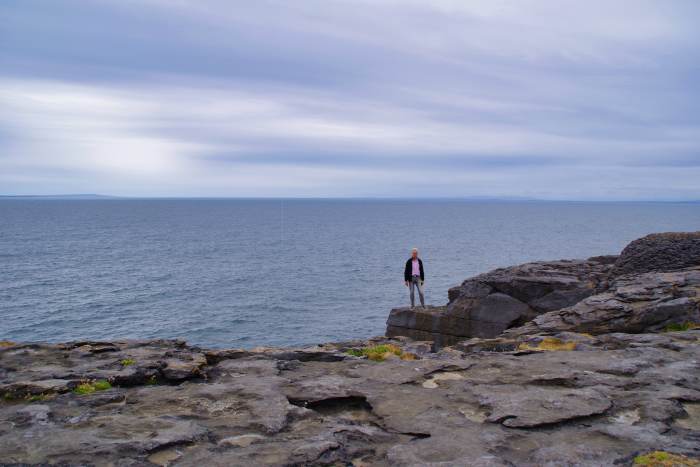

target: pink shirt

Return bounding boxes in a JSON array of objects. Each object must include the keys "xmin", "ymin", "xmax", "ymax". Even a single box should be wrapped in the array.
[{"xmin": 411, "ymin": 259, "xmax": 420, "ymax": 276}]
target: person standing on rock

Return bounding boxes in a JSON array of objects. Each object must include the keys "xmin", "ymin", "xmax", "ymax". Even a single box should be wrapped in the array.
[{"xmin": 404, "ymin": 248, "xmax": 425, "ymax": 308}]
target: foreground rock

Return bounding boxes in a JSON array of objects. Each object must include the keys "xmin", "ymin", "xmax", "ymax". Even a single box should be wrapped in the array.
[
  {"xmin": 387, "ymin": 232, "xmax": 700, "ymax": 346},
  {"xmin": 1, "ymin": 333, "xmax": 700, "ymax": 466}
]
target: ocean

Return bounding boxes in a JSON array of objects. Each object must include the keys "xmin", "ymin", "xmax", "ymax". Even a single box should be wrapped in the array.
[{"xmin": 1, "ymin": 199, "xmax": 699, "ymax": 348}]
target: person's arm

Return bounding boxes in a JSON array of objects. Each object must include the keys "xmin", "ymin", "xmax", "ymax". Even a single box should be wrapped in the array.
[
  {"xmin": 404, "ymin": 260, "xmax": 410, "ymax": 286},
  {"xmin": 420, "ymin": 259, "xmax": 425, "ymax": 283}
]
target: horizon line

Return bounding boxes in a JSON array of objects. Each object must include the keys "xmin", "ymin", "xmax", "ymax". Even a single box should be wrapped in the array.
[{"xmin": 1, "ymin": 194, "xmax": 700, "ymax": 203}]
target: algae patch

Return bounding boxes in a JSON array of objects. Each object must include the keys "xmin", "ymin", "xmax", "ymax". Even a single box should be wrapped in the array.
[
  {"xmin": 346, "ymin": 344, "xmax": 417, "ymax": 362},
  {"xmin": 633, "ymin": 451, "xmax": 699, "ymax": 466},
  {"xmin": 665, "ymin": 322, "xmax": 700, "ymax": 332},
  {"xmin": 73, "ymin": 380, "xmax": 112, "ymax": 395},
  {"xmin": 518, "ymin": 337, "xmax": 577, "ymax": 352}
]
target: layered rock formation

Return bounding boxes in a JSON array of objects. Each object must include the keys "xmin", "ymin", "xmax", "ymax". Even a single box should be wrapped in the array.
[
  {"xmin": 387, "ymin": 257, "xmax": 616, "ymax": 345},
  {"xmin": 505, "ymin": 266, "xmax": 700, "ymax": 337},
  {"xmin": 1, "ymin": 331, "xmax": 700, "ymax": 466},
  {"xmin": 387, "ymin": 232, "xmax": 700, "ymax": 346},
  {"xmin": 611, "ymin": 231, "xmax": 700, "ymax": 277}
]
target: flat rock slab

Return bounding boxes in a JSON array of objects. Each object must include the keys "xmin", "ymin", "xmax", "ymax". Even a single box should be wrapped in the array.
[
  {"xmin": 471, "ymin": 384, "xmax": 612, "ymax": 428},
  {"xmin": 2, "ymin": 332, "xmax": 700, "ymax": 465}
]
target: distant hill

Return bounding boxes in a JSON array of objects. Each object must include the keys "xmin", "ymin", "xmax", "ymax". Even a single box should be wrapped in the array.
[{"xmin": 0, "ymin": 194, "xmax": 119, "ymax": 199}]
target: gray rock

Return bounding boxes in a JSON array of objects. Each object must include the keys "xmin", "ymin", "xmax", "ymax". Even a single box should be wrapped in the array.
[
  {"xmin": 471, "ymin": 384, "xmax": 612, "ymax": 428},
  {"xmin": 162, "ymin": 352, "xmax": 207, "ymax": 380},
  {"xmin": 0, "ymin": 339, "xmax": 212, "ymax": 399},
  {"xmin": 505, "ymin": 267, "xmax": 700, "ymax": 337},
  {"xmin": 386, "ymin": 232, "xmax": 700, "ymax": 347},
  {"xmin": 2, "ymin": 333, "xmax": 699, "ymax": 465},
  {"xmin": 388, "ymin": 256, "xmax": 615, "ymax": 345},
  {"xmin": 611, "ymin": 231, "xmax": 700, "ymax": 277},
  {"xmin": 386, "ymin": 306, "xmax": 464, "ymax": 347},
  {"xmin": 0, "ymin": 379, "xmax": 72, "ymax": 397},
  {"xmin": 469, "ymin": 258, "xmax": 613, "ymax": 307}
]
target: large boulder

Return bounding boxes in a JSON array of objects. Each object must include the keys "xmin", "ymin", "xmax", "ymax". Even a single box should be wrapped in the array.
[
  {"xmin": 450, "ymin": 257, "xmax": 616, "ymax": 310},
  {"xmin": 447, "ymin": 256, "xmax": 615, "ymax": 324},
  {"xmin": 387, "ymin": 256, "xmax": 616, "ymax": 344},
  {"xmin": 386, "ymin": 306, "xmax": 464, "ymax": 347},
  {"xmin": 611, "ymin": 231, "xmax": 700, "ymax": 277},
  {"xmin": 504, "ymin": 266, "xmax": 700, "ymax": 337}
]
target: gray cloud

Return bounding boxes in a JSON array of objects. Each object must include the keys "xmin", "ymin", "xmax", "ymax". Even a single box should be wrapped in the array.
[{"xmin": 0, "ymin": 0, "xmax": 699, "ymax": 199}]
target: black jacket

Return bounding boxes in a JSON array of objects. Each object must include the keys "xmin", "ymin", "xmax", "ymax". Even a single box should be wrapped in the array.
[{"xmin": 404, "ymin": 258, "xmax": 425, "ymax": 282}]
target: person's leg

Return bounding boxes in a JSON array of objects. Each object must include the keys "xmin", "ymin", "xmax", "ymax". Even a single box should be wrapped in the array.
[
  {"xmin": 416, "ymin": 278, "xmax": 425, "ymax": 307},
  {"xmin": 409, "ymin": 278, "xmax": 415, "ymax": 307}
]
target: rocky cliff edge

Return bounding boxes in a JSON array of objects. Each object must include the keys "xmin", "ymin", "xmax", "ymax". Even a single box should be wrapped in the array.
[{"xmin": 387, "ymin": 231, "xmax": 700, "ymax": 346}]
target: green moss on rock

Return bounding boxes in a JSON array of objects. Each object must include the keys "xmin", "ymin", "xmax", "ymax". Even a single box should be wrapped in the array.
[
  {"xmin": 634, "ymin": 451, "xmax": 699, "ymax": 466},
  {"xmin": 665, "ymin": 322, "xmax": 699, "ymax": 332},
  {"xmin": 73, "ymin": 380, "xmax": 112, "ymax": 395},
  {"xmin": 346, "ymin": 344, "xmax": 416, "ymax": 362}
]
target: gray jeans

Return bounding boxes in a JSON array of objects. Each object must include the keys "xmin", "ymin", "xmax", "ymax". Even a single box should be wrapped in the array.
[{"xmin": 409, "ymin": 275, "xmax": 425, "ymax": 307}]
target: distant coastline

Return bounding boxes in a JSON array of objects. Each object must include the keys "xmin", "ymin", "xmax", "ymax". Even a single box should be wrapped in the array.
[
  {"xmin": 0, "ymin": 194, "xmax": 120, "ymax": 200},
  {"xmin": 1, "ymin": 194, "xmax": 699, "ymax": 203}
]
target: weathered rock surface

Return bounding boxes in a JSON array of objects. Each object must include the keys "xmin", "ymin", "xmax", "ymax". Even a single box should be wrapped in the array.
[
  {"xmin": 2, "ymin": 332, "xmax": 700, "ymax": 466},
  {"xmin": 505, "ymin": 266, "xmax": 700, "ymax": 337},
  {"xmin": 387, "ymin": 232, "xmax": 700, "ymax": 346},
  {"xmin": 385, "ymin": 305, "xmax": 460, "ymax": 347},
  {"xmin": 611, "ymin": 231, "xmax": 700, "ymax": 278},
  {"xmin": 0, "ymin": 339, "xmax": 207, "ymax": 399},
  {"xmin": 388, "ymin": 256, "xmax": 616, "ymax": 343}
]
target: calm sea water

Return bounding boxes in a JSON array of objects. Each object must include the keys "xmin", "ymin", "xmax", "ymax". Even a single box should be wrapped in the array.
[{"xmin": 1, "ymin": 199, "xmax": 699, "ymax": 348}]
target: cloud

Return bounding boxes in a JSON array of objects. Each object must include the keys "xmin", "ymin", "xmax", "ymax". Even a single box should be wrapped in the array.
[{"xmin": 0, "ymin": 0, "xmax": 699, "ymax": 198}]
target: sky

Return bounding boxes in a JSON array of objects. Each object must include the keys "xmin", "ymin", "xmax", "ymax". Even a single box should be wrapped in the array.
[{"xmin": 1, "ymin": 0, "xmax": 699, "ymax": 200}]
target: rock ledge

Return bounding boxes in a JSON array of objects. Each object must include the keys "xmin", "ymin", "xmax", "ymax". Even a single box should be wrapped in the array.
[{"xmin": 387, "ymin": 232, "xmax": 700, "ymax": 346}]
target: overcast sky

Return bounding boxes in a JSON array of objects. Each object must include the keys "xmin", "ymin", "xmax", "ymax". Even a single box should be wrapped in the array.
[{"xmin": 1, "ymin": 0, "xmax": 699, "ymax": 199}]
